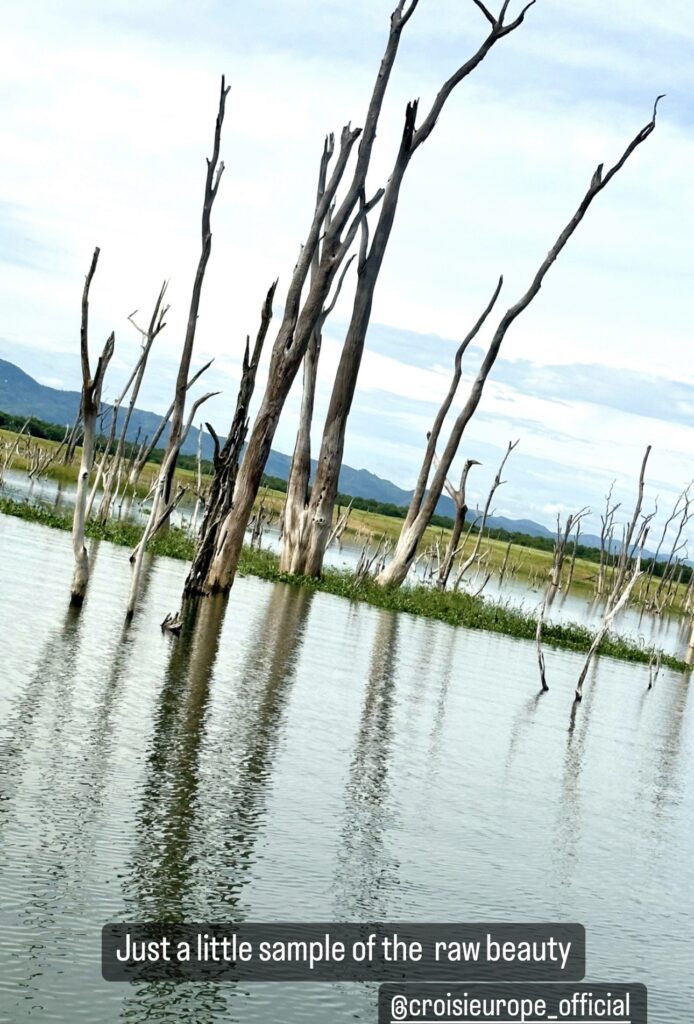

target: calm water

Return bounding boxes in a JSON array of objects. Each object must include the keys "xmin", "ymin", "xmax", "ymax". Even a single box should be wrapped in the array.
[
  {"xmin": 0, "ymin": 512, "xmax": 692, "ymax": 1023},
  {"xmin": 4, "ymin": 467, "xmax": 691, "ymax": 659}
]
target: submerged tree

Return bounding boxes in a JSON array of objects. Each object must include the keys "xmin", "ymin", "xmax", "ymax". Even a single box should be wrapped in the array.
[
  {"xmin": 280, "ymin": 2, "xmax": 536, "ymax": 579},
  {"xmin": 435, "ymin": 456, "xmax": 480, "ymax": 591},
  {"xmin": 202, "ymin": 0, "xmax": 537, "ymax": 594},
  {"xmin": 70, "ymin": 247, "xmax": 115, "ymax": 606},
  {"xmin": 375, "ymin": 98, "xmax": 663, "ymax": 588},
  {"xmin": 574, "ymin": 446, "xmax": 655, "ymax": 701},
  {"xmin": 183, "ymin": 280, "xmax": 277, "ymax": 596},
  {"xmin": 126, "ymin": 76, "xmax": 229, "ymax": 618},
  {"xmin": 200, "ymin": 0, "xmax": 421, "ymax": 593}
]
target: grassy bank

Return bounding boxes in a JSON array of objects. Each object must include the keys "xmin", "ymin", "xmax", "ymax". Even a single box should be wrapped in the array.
[
  {"xmin": 3, "ymin": 425, "xmax": 691, "ymax": 616},
  {"xmin": 1, "ymin": 495, "xmax": 688, "ymax": 673}
]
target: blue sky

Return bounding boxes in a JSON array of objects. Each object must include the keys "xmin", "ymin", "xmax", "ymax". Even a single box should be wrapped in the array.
[{"xmin": 0, "ymin": 0, "xmax": 692, "ymax": 537}]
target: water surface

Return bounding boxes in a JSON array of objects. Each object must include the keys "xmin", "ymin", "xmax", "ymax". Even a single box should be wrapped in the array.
[{"xmin": 0, "ymin": 513, "xmax": 692, "ymax": 1022}]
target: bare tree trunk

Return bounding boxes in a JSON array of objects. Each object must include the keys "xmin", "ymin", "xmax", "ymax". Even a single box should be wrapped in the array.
[
  {"xmin": 126, "ymin": 390, "xmax": 217, "ymax": 618},
  {"xmin": 203, "ymin": 0, "xmax": 422, "ymax": 593},
  {"xmin": 63, "ymin": 409, "xmax": 82, "ymax": 465},
  {"xmin": 566, "ymin": 521, "xmax": 581, "ymax": 590},
  {"xmin": 281, "ymin": 138, "xmax": 336, "ymax": 572},
  {"xmin": 454, "ymin": 440, "xmax": 518, "ymax": 588},
  {"xmin": 498, "ymin": 539, "xmax": 513, "ymax": 585},
  {"xmin": 536, "ymin": 591, "xmax": 549, "ymax": 692},
  {"xmin": 436, "ymin": 458, "xmax": 480, "ymax": 591},
  {"xmin": 549, "ymin": 507, "xmax": 589, "ymax": 596},
  {"xmin": 283, "ymin": 2, "xmax": 536, "ymax": 579},
  {"xmin": 71, "ymin": 247, "xmax": 115, "ymax": 606},
  {"xmin": 376, "ymin": 100, "xmax": 662, "ymax": 589},
  {"xmin": 126, "ymin": 77, "xmax": 228, "ymax": 616},
  {"xmin": 574, "ymin": 446, "xmax": 654, "ymax": 701},
  {"xmin": 160, "ymin": 76, "xmax": 229, "ymax": 521},
  {"xmin": 95, "ymin": 283, "xmax": 169, "ymax": 521},
  {"xmin": 183, "ymin": 281, "xmax": 277, "ymax": 596}
]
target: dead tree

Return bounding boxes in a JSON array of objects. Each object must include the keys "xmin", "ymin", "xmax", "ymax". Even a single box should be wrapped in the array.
[
  {"xmin": 201, "ymin": 1, "xmax": 419, "ymax": 594},
  {"xmin": 436, "ymin": 456, "xmax": 480, "ymax": 590},
  {"xmin": 549, "ymin": 507, "xmax": 589, "ymax": 595},
  {"xmin": 574, "ymin": 446, "xmax": 654, "ymax": 702},
  {"xmin": 376, "ymin": 98, "xmax": 662, "ymax": 588},
  {"xmin": 280, "ymin": 139, "xmax": 356, "ymax": 572},
  {"xmin": 498, "ymin": 539, "xmax": 513, "ymax": 585},
  {"xmin": 159, "ymin": 75, "xmax": 229, "ymax": 520},
  {"xmin": 327, "ymin": 498, "xmax": 354, "ymax": 549},
  {"xmin": 125, "ymin": 77, "xmax": 229, "ymax": 617},
  {"xmin": 535, "ymin": 593, "xmax": 549, "ymax": 692},
  {"xmin": 0, "ymin": 418, "xmax": 31, "ymax": 486},
  {"xmin": 126, "ymin": 389, "xmax": 217, "ymax": 618},
  {"xmin": 204, "ymin": 0, "xmax": 531, "ymax": 592},
  {"xmin": 455, "ymin": 440, "xmax": 518, "ymax": 587},
  {"xmin": 183, "ymin": 281, "xmax": 277, "ymax": 596},
  {"xmin": 92, "ymin": 283, "xmax": 169, "ymax": 521},
  {"xmin": 71, "ymin": 248, "xmax": 115, "ymax": 606},
  {"xmin": 63, "ymin": 409, "xmax": 83, "ymax": 465},
  {"xmin": 645, "ymin": 485, "xmax": 692, "ymax": 610},
  {"xmin": 566, "ymin": 520, "xmax": 581, "ymax": 590},
  {"xmin": 596, "ymin": 481, "xmax": 620, "ymax": 596},
  {"xmin": 282, "ymin": 3, "xmax": 537, "ymax": 580},
  {"xmin": 127, "ymin": 358, "xmax": 213, "ymax": 490}
]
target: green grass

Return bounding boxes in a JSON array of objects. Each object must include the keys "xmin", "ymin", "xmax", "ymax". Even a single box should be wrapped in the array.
[{"xmin": 1, "ymin": 494, "xmax": 688, "ymax": 674}]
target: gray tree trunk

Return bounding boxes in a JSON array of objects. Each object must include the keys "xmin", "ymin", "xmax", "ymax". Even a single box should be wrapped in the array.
[
  {"xmin": 376, "ymin": 100, "xmax": 662, "ymax": 588},
  {"xmin": 203, "ymin": 0, "xmax": 420, "ymax": 592},
  {"xmin": 71, "ymin": 247, "xmax": 115, "ymax": 605},
  {"xmin": 282, "ymin": 1, "xmax": 536, "ymax": 579}
]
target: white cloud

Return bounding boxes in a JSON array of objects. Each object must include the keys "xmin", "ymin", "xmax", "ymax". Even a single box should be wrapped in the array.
[{"xmin": 0, "ymin": 0, "xmax": 691, "ymax": 537}]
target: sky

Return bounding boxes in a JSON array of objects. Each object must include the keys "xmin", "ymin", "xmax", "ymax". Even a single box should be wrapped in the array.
[{"xmin": 0, "ymin": 0, "xmax": 693, "ymax": 540}]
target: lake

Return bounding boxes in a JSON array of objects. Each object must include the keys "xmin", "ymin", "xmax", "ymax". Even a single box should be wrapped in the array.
[
  {"xmin": 1, "ymin": 512, "xmax": 692, "ymax": 1022},
  {"xmin": 4, "ymin": 466, "xmax": 691, "ymax": 659}
]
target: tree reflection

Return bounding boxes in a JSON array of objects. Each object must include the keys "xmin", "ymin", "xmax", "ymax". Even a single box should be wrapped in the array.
[
  {"xmin": 121, "ymin": 584, "xmax": 313, "ymax": 1024},
  {"xmin": 334, "ymin": 609, "xmax": 400, "ymax": 918}
]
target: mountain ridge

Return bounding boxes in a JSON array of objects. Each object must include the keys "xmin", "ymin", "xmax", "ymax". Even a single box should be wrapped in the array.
[{"xmin": 0, "ymin": 355, "xmax": 557, "ymax": 539}]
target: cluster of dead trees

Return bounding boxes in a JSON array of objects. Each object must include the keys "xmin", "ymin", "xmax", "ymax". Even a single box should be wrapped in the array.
[
  {"xmin": 534, "ymin": 446, "xmax": 694, "ymax": 699},
  {"xmin": 58, "ymin": 1, "xmax": 665, "ymax": 631}
]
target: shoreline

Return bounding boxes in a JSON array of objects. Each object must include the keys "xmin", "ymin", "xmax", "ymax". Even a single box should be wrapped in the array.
[{"xmin": 0, "ymin": 495, "xmax": 688, "ymax": 674}]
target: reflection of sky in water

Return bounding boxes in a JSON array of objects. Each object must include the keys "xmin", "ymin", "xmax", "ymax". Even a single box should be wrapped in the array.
[
  {"xmin": 0, "ymin": 513, "xmax": 692, "ymax": 1022},
  {"xmin": 3, "ymin": 467, "xmax": 690, "ymax": 659}
]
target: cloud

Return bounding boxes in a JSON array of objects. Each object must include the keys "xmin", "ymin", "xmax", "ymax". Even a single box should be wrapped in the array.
[{"xmin": 0, "ymin": 0, "xmax": 691, "ymax": 542}]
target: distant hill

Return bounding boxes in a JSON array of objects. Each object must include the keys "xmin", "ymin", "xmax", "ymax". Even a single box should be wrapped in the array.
[{"xmin": 0, "ymin": 356, "xmax": 557, "ymax": 537}]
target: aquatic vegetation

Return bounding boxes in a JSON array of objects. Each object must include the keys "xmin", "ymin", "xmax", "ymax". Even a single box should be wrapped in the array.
[{"xmin": 1, "ymin": 495, "xmax": 686, "ymax": 673}]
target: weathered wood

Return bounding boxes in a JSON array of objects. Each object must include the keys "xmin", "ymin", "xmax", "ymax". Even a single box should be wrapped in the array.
[
  {"xmin": 284, "ymin": 0, "xmax": 535, "ymax": 578},
  {"xmin": 71, "ymin": 247, "xmax": 115, "ymax": 605},
  {"xmin": 575, "ymin": 446, "xmax": 654, "ymax": 701},
  {"xmin": 377, "ymin": 100, "xmax": 662, "ymax": 588},
  {"xmin": 126, "ymin": 77, "xmax": 229, "ymax": 616},
  {"xmin": 202, "ymin": 1, "xmax": 423, "ymax": 592},
  {"xmin": 183, "ymin": 281, "xmax": 277, "ymax": 596},
  {"xmin": 91, "ymin": 282, "xmax": 169, "ymax": 521},
  {"xmin": 455, "ymin": 440, "xmax": 518, "ymax": 588}
]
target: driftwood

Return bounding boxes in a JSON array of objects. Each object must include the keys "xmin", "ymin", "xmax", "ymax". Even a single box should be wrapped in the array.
[
  {"xmin": 71, "ymin": 248, "xmax": 115, "ymax": 606},
  {"xmin": 376, "ymin": 97, "xmax": 663, "ymax": 588}
]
